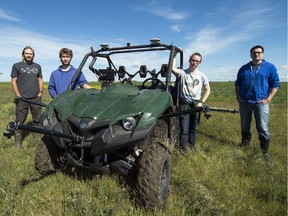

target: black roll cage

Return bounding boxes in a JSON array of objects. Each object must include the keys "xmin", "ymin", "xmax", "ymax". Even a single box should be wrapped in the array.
[{"xmin": 68, "ymin": 41, "xmax": 184, "ymax": 93}]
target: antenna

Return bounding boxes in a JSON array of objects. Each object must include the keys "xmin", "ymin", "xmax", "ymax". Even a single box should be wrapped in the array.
[{"xmin": 170, "ymin": 34, "xmax": 175, "ymax": 45}]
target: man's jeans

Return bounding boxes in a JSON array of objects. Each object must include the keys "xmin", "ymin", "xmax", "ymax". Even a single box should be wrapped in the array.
[
  {"xmin": 179, "ymin": 101, "xmax": 199, "ymax": 151},
  {"xmin": 239, "ymin": 102, "xmax": 270, "ymax": 141}
]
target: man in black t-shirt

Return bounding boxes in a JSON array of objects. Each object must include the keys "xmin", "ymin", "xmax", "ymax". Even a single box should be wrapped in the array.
[{"xmin": 10, "ymin": 46, "xmax": 43, "ymax": 148}]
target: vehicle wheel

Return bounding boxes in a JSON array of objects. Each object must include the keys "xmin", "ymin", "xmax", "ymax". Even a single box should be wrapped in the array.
[
  {"xmin": 135, "ymin": 120, "xmax": 171, "ymax": 209},
  {"xmin": 34, "ymin": 135, "xmax": 60, "ymax": 175}
]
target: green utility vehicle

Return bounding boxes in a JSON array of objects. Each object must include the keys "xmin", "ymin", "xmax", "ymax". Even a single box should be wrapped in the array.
[{"xmin": 6, "ymin": 39, "xmax": 184, "ymax": 209}]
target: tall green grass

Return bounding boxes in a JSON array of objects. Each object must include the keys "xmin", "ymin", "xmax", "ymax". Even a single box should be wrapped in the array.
[{"xmin": 0, "ymin": 82, "xmax": 287, "ymax": 215}]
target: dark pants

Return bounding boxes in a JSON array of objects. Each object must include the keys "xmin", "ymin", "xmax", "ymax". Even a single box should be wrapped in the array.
[
  {"xmin": 179, "ymin": 100, "xmax": 200, "ymax": 152},
  {"xmin": 15, "ymin": 97, "xmax": 42, "ymax": 124}
]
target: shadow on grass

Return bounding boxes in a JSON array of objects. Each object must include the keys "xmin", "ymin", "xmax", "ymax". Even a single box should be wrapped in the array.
[
  {"xmin": 197, "ymin": 130, "xmax": 239, "ymax": 147},
  {"xmin": 61, "ymin": 165, "xmax": 139, "ymax": 209},
  {"xmin": 20, "ymin": 175, "xmax": 47, "ymax": 188}
]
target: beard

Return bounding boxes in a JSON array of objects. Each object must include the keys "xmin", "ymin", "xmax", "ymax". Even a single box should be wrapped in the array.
[{"xmin": 24, "ymin": 56, "xmax": 33, "ymax": 63}]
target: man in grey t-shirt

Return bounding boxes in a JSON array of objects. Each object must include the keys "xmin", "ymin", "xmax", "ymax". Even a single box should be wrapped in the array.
[{"xmin": 11, "ymin": 46, "xmax": 43, "ymax": 148}]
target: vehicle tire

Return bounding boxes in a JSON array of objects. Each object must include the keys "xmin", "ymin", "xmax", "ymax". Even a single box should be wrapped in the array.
[
  {"xmin": 135, "ymin": 119, "xmax": 171, "ymax": 209},
  {"xmin": 34, "ymin": 135, "xmax": 59, "ymax": 175}
]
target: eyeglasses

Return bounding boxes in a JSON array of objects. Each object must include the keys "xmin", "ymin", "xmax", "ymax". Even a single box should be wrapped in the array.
[
  {"xmin": 190, "ymin": 59, "xmax": 201, "ymax": 63},
  {"xmin": 252, "ymin": 52, "xmax": 263, "ymax": 55}
]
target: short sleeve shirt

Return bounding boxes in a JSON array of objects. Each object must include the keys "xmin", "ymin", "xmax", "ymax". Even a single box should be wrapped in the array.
[
  {"xmin": 178, "ymin": 68, "xmax": 209, "ymax": 102},
  {"xmin": 11, "ymin": 61, "xmax": 42, "ymax": 98}
]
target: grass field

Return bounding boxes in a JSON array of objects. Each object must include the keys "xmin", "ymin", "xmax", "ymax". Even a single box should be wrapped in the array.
[{"xmin": 0, "ymin": 82, "xmax": 287, "ymax": 216}]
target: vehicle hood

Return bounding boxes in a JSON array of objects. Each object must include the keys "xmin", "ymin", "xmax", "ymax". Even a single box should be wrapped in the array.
[{"xmin": 45, "ymin": 83, "xmax": 172, "ymax": 126}]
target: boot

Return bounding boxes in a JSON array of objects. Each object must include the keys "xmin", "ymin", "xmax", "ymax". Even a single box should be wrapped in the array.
[
  {"xmin": 240, "ymin": 133, "xmax": 251, "ymax": 147},
  {"xmin": 14, "ymin": 130, "xmax": 22, "ymax": 148},
  {"xmin": 260, "ymin": 139, "xmax": 270, "ymax": 161}
]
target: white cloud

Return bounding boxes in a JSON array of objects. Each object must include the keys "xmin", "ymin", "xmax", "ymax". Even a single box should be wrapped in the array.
[
  {"xmin": 235, "ymin": 7, "xmax": 274, "ymax": 21},
  {"xmin": 0, "ymin": 9, "xmax": 19, "ymax": 22},
  {"xmin": 157, "ymin": 9, "xmax": 188, "ymax": 21},
  {"xmin": 0, "ymin": 26, "xmax": 93, "ymax": 60},
  {"xmin": 133, "ymin": 1, "xmax": 189, "ymax": 21},
  {"xmin": 0, "ymin": 25, "xmax": 171, "ymax": 82},
  {"xmin": 0, "ymin": 25, "xmax": 99, "ymax": 81},
  {"xmin": 182, "ymin": 4, "xmax": 276, "ymax": 58},
  {"xmin": 279, "ymin": 65, "xmax": 288, "ymax": 71},
  {"xmin": 204, "ymin": 65, "xmax": 238, "ymax": 82},
  {"xmin": 183, "ymin": 27, "xmax": 248, "ymax": 57},
  {"xmin": 170, "ymin": 25, "xmax": 181, "ymax": 32}
]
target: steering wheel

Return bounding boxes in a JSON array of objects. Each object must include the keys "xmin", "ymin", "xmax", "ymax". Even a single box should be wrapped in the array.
[
  {"xmin": 141, "ymin": 78, "xmax": 165, "ymax": 89},
  {"xmin": 120, "ymin": 77, "xmax": 133, "ymax": 85}
]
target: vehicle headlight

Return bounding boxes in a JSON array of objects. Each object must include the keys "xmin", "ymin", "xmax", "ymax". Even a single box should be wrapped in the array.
[{"xmin": 122, "ymin": 117, "xmax": 137, "ymax": 131}]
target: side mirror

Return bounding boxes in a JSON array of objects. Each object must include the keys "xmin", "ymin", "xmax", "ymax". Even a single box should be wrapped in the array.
[
  {"xmin": 160, "ymin": 64, "xmax": 168, "ymax": 77},
  {"xmin": 139, "ymin": 65, "xmax": 147, "ymax": 78},
  {"xmin": 118, "ymin": 66, "xmax": 126, "ymax": 79}
]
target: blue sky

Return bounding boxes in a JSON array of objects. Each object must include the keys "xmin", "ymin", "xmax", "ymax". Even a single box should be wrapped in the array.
[{"xmin": 0, "ymin": 0, "xmax": 287, "ymax": 82}]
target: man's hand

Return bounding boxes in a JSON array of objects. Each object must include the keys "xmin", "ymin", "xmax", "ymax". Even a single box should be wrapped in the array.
[
  {"xmin": 197, "ymin": 102, "xmax": 204, "ymax": 107},
  {"xmin": 236, "ymin": 95, "xmax": 243, "ymax": 103},
  {"xmin": 257, "ymin": 98, "xmax": 270, "ymax": 104},
  {"xmin": 14, "ymin": 96, "xmax": 21, "ymax": 104},
  {"xmin": 83, "ymin": 84, "xmax": 90, "ymax": 89}
]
